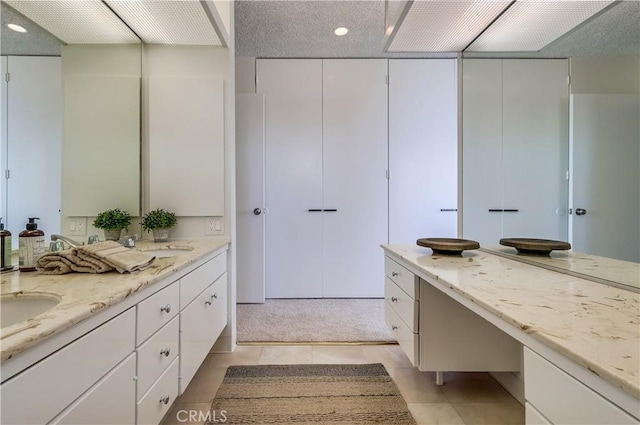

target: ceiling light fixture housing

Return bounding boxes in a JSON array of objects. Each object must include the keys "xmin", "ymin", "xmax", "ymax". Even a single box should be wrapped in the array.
[
  {"xmin": 334, "ymin": 27, "xmax": 349, "ymax": 36},
  {"xmin": 7, "ymin": 23, "xmax": 27, "ymax": 33}
]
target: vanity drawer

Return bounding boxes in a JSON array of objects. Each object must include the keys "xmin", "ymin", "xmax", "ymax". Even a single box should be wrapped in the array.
[
  {"xmin": 137, "ymin": 281, "xmax": 179, "ymax": 345},
  {"xmin": 137, "ymin": 356, "xmax": 179, "ymax": 425},
  {"xmin": 385, "ymin": 256, "xmax": 419, "ymax": 300},
  {"xmin": 385, "ymin": 277, "xmax": 419, "ymax": 332},
  {"xmin": 180, "ymin": 251, "xmax": 227, "ymax": 309},
  {"xmin": 524, "ymin": 348, "xmax": 637, "ymax": 425},
  {"xmin": 385, "ymin": 302, "xmax": 419, "ymax": 367},
  {"xmin": 136, "ymin": 315, "xmax": 179, "ymax": 399}
]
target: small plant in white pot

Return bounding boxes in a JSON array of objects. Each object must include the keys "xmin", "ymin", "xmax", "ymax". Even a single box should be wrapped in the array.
[
  {"xmin": 93, "ymin": 208, "xmax": 131, "ymax": 241},
  {"xmin": 141, "ymin": 208, "xmax": 177, "ymax": 242}
]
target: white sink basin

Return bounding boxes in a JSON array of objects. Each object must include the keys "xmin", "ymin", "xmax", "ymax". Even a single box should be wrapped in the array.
[
  {"xmin": 1, "ymin": 293, "xmax": 61, "ymax": 328},
  {"xmin": 138, "ymin": 247, "xmax": 193, "ymax": 258}
]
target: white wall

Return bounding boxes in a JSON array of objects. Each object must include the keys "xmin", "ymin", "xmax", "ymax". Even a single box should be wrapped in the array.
[{"xmin": 570, "ymin": 56, "xmax": 639, "ymax": 94}]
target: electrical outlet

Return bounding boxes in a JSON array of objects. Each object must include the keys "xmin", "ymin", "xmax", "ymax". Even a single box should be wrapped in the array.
[
  {"xmin": 67, "ymin": 217, "xmax": 87, "ymax": 236},
  {"xmin": 205, "ymin": 217, "xmax": 224, "ymax": 235}
]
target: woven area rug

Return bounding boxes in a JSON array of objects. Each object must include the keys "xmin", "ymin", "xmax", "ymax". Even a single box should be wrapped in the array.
[
  {"xmin": 207, "ymin": 363, "xmax": 416, "ymax": 424},
  {"xmin": 237, "ymin": 299, "xmax": 395, "ymax": 343}
]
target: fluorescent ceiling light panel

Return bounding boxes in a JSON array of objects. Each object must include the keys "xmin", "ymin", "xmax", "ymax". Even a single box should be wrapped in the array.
[
  {"xmin": 467, "ymin": 0, "xmax": 616, "ymax": 51},
  {"xmin": 7, "ymin": 23, "xmax": 27, "ymax": 33},
  {"xmin": 388, "ymin": 1, "xmax": 512, "ymax": 52},
  {"xmin": 4, "ymin": 0, "xmax": 139, "ymax": 44},
  {"xmin": 105, "ymin": 0, "xmax": 222, "ymax": 45}
]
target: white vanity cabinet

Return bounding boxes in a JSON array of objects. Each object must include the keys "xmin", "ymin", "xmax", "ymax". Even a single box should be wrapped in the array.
[
  {"xmin": 179, "ymin": 252, "xmax": 228, "ymax": 393},
  {"xmin": 524, "ymin": 348, "xmax": 638, "ymax": 425},
  {"xmin": 1, "ymin": 308, "xmax": 136, "ymax": 425},
  {"xmin": 0, "ymin": 244, "xmax": 230, "ymax": 425},
  {"xmin": 384, "ymin": 254, "xmax": 521, "ymax": 373}
]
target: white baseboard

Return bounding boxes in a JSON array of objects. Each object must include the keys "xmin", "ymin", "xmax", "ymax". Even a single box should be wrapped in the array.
[{"xmin": 490, "ymin": 371, "xmax": 525, "ymax": 405}]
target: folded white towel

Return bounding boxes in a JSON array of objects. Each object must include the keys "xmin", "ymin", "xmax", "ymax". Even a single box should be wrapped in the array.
[{"xmin": 36, "ymin": 241, "xmax": 155, "ymax": 275}]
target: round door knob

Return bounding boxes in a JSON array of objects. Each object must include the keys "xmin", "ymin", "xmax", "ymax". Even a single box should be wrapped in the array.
[
  {"xmin": 575, "ymin": 208, "xmax": 587, "ymax": 216},
  {"xmin": 253, "ymin": 208, "xmax": 262, "ymax": 215}
]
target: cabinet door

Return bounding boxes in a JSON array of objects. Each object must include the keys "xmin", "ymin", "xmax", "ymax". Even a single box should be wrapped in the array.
[
  {"xmin": 50, "ymin": 353, "xmax": 136, "ymax": 425},
  {"xmin": 257, "ymin": 59, "xmax": 323, "ymax": 298},
  {"xmin": 179, "ymin": 273, "xmax": 228, "ymax": 393},
  {"xmin": 322, "ymin": 59, "xmax": 388, "ymax": 298},
  {"xmin": 389, "ymin": 59, "xmax": 458, "ymax": 244},
  {"xmin": 462, "ymin": 59, "xmax": 504, "ymax": 244},
  {"xmin": 148, "ymin": 76, "xmax": 224, "ymax": 216},
  {"xmin": 502, "ymin": 59, "xmax": 569, "ymax": 240}
]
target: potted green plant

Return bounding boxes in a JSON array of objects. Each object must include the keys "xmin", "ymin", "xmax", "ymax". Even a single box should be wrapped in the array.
[
  {"xmin": 141, "ymin": 208, "xmax": 177, "ymax": 242},
  {"xmin": 93, "ymin": 208, "xmax": 131, "ymax": 241}
]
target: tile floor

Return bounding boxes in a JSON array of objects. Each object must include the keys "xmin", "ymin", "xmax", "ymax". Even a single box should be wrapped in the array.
[{"xmin": 161, "ymin": 344, "xmax": 524, "ymax": 425}]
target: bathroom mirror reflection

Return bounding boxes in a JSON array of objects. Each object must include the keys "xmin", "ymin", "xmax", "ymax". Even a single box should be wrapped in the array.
[{"xmin": 0, "ymin": 0, "xmax": 142, "ymax": 247}]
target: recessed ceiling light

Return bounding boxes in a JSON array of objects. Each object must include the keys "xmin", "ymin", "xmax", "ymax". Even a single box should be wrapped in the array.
[
  {"xmin": 334, "ymin": 27, "xmax": 348, "ymax": 36},
  {"xmin": 7, "ymin": 23, "xmax": 27, "ymax": 33}
]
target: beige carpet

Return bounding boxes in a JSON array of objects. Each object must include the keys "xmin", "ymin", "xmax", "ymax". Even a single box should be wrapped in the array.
[
  {"xmin": 207, "ymin": 363, "xmax": 417, "ymax": 424},
  {"xmin": 237, "ymin": 299, "xmax": 395, "ymax": 343}
]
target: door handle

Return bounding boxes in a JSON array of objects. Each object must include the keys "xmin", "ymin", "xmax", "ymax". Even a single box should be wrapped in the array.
[
  {"xmin": 253, "ymin": 208, "xmax": 262, "ymax": 215},
  {"xmin": 488, "ymin": 209, "xmax": 519, "ymax": 212},
  {"xmin": 575, "ymin": 208, "xmax": 587, "ymax": 216},
  {"xmin": 440, "ymin": 209, "xmax": 457, "ymax": 212}
]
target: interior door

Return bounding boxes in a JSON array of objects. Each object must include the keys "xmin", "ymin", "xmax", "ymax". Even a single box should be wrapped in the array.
[
  {"xmin": 5, "ymin": 56, "xmax": 62, "ymax": 242},
  {"xmin": 322, "ymin": 59, "xmax": 388, "ymax": 298},
  {"xmin": 257, "ymin": 59, "xmax": 324, "ymax": 298},
  {"xmin": 236, "ymin": 93, "xmax": 265, "ymax": 303},
  {"xmin": 389, "ymin": 59, "xmax": 458, "ymax": 244},
  {"xmin": 570, "ymin": 94, "xmax": 640, "ymax": 262},
  {"xmin": 502, "ymin": 59, "xmax": 569, "ymax": 241}
]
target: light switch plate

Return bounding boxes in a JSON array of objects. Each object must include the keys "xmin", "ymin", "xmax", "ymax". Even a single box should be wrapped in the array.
[
  {"xmin": 67, "ymin": 217, "xmax": 87, "ymax": 236},
  {"xmin": 205, "ymin": 217, "xmax": 224, "ymax": 235}
]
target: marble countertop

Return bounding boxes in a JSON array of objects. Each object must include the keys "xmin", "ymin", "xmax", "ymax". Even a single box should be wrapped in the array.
[
  {"xmin": 382, "ymin": 244, "xmax": 640, "ymax": 400},
  {"xmin": 482, "ymin": 245, "xmax": 640, "ymax": 290},
  {"xmin": 1, "ymin": 238, "xmax": 230, "ymax": 363}
]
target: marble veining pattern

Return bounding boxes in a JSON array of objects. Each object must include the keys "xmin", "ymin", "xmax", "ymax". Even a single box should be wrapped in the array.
[
  {"xmin": 381, "ymin": 244, "xmax": 640, "ymax": 400},
  {"xmin": 0, "ymin": 238, "xmax": 230, "ymax": 362}
]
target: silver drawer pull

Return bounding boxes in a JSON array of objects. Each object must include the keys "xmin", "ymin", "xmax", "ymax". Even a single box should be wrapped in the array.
[
  {"xmin": 391, "ymin": 271, "xmax": 399, "ymax": 277},
  {"xmin": 205, "ymin": 294, "xmax": 216, "ymax": 305},
  {"xmin": 159, "ymin": 395, "xmax": 170, "ymax": 405},
  {"xmin": 160, "ymin": 304, "xmax": 171, "ymax": 314},
  {"xmin": 160, "ymin": 347, "xmax": 171, "ymax": 357},
  {"xmin": 391, "ymin": 325, "xmax": 398, "ymax": 331},
  {"xmin": 391, "ymin": 297, "xmax": 398, "ymax": 302}
]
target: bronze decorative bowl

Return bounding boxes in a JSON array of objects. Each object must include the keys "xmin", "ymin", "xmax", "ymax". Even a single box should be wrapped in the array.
[
  {"xmin": 416, "ymin": 238, "xmax": 480, "ymax": 256},
  {"xmin": 499, "ymin": 238, "xmax": 571, "ymax": 256}
]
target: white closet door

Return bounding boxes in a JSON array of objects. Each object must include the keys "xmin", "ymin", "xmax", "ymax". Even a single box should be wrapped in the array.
[
  {"xmin": 462, "ymin": 59, "xmax": 503, "ymax": 245},
  {"xmin": 571, "ymin": 94, "xmax": 639, "ymax": 262},
  {"xmin": 502, "ymin": 59, "xmax": 569, "ymax": 241},
  {"xmin": 257, "ymin": 59, "xmax": 323, "ymax": 298},
  {"xmin": 389, "ymin": 59, "xmax": 458, "ymax": 244},
  {"xmin": 322, "ymin": 59, "xmax": 388, "ymax": 298},
  {"xmin": 236, "ymin": 94, "xmax": 265, "ymax": 303},
  {"xmin": 6, "ymin": 57, "xmax": 62, "ymax": 240}
]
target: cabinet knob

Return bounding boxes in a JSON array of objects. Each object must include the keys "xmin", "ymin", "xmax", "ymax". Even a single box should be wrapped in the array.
[
  {"xmin": 160, "ymin": 347, "xmax": 171, "ymax": 357},
  {"xmin": 391, "ymin": 325, "xmax": 398, "ymax": 331},
  {"xmin": 391, "ymin": 271, "xmax": 399, "ymax": 277},
  {"xmin": 391, "ymin": 297, "xmax": 398, "ymax": 302},
  {"xmin": 160, "ymin": 304, "xmax": 171, "ymax": 313},
  {"xmin": 205, "ymin": 294, "xmax": 216, "ymax": 305},
  {"xmin": 159, "ymin": 395, "xmax": 170, "ymax": 405}
]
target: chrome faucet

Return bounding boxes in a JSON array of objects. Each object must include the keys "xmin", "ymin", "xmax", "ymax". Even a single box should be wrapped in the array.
[{"xmin": 50, "ymin": 234, "xmax": 83, "ymax": 248}]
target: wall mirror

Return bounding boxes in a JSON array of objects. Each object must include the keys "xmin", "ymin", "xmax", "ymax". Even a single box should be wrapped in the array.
[{"xmin": 1, "ymin": 0, "xmax": 141, "ymax": 246}]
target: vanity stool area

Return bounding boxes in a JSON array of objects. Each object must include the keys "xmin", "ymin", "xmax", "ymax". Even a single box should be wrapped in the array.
[
  {"xmin": 1, "ymin": 238, "xmax": 230, "ymax": 425},
  {"xmin": 382, "ymin": 244, "xmax": 640, "ymax": 425}
]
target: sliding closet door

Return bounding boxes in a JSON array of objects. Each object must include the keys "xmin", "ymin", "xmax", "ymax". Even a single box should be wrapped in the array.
[
  {"xmin": 257, "ymin": 59, "xmax": 324, "ymax": 298},
  {"xmin": 322, "ymin": 59, "xmax": 388, "ymax": 298}
]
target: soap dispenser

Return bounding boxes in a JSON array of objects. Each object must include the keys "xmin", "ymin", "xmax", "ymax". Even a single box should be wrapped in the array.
[
  {"xmin": 0, "ymin": 218, "xmax": 13, "ymax": 271},
  {"xmin": 19, "ymin": 217, "xmax": 45, "ymax": 272}
]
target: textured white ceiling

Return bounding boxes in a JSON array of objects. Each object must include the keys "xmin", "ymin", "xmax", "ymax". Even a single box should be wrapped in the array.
[{"xmin": 235, "ymin": 0, "xmax": 640, "ymax": 58}]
